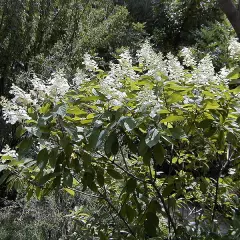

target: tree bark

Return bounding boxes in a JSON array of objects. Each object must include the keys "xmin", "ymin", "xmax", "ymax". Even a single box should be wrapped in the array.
[{"xmin": 218, "ymin": 0, "xmax": 240, "ymax": 40}]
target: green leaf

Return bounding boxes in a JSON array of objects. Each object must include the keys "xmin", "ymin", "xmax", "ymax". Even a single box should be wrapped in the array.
[
  {"xmin": 104, "ymin": 132, "xmax": 119, "ymax": 157},
  {"xmin": 169, "ymin": 127, "xmax": 186, "ymax": 139},
  {"xmin": 82, "ymin": 151, "xmax": 92, "ymax": 169},
  {"xmin": 198, "ymin": 119, "xmax": 214, "ymax": 128},
  {"xmin": 39, "ymin": 103, "xmax": 51, "ymax": 114},
  {"xmin": 96, "ymin": 168, "xmax": 105, "ymax": 187},
  {"xmin": 200, "ymin": 177, "xmax": 208, "ymax": 194},
  {"xmin": 88, "ymin": 128, "xmax": 101, "ymax": 150},
  {"xmin": 145, "ymin": 128, "xmax": 160, "ymax": 148},
  {"xmin": 227, "ymin": 67, "xmax": 240, "ymax": 80},
  {"xmin": 26, "ymin": 188, "xmax": 34, "ymax": 201},
  {"xmin": 172, "ymin": 157, "xmax": 178, "ymax": 164},
  {"xmin": 217, "ymin": 130, "xmax": 225, "ymax": 150},
  {"xmin": 203, "ymin": 100, "xmax": 220, "ymax": 110},
  {"xmin": 107, "ymin": 168, "xmax": 123, "ymax": 179},
  {"xmin": 126, "ymin": 178, "xmax": 137, "ymax": 193},
  {"xmin": 168, "ymin": 93, "xmax": 183, "ymax": 103},
  {"xmin": 227, "ymin": 132, "xmax": 238, "ymax": 146},
  {"xmin": 144, "ymin": 212, "xmax": 159, "ymax": 237},
  {"xmin": 18, "ymin": 138, "xmax": 33, "ymax": 156},
  {"xmin": 37, "ymin": 148, "xmax": 49, "ymax": 169},
  {"xmin": 0, "ymin": 171, "xmax": 10, "ymax": 185},
  {"xmin": 81, "ymin": 96, "xmax": 100, "ymax": 102},
  {"xmin": 162, "ymin": 184, "xmax": 174, "ymax": 197},
  {"xmin": 143, "ymin": 150, "xmax": 151, "ymax": 165},
  {"xmin": 55, "ymin": 104, "xmax": 67, "ymax": 116},
  {"xmin": 64, "ymin": 188, "xmax": 75, "ymax": 196},
  {"xmin": 125, "ymin": 204, "xmax": 136, "ymax": 223},
  {"xmin": 38, "ymin": 172, "xmax": 60, "ymax": 185},
  {"xmin": 67, "ymin": 106, "xmax": 87, "ymax": 115},
  {"xmin": 153, "ymin": 143, "xmax": 165, "ymax": 165},
  {"xmin": 119, "ymin": 117, "xmax": 136, "ymax": 132},
  {"xmin": 16, "ymin": 125, "xmax": 26, "ymax": 138},
  {"xmin": 160, "ymin": 115, "xmax": 184, "ymax": 123},
  {"xmin": 49, "ymin": 148, "xmax": 58, "ymax": 168},
  {"xmin": 139, "ymin": 137, "xmax": 149, "ymax": 156},
  {"xmin": 63, "ymin": 172, "xmax": 73, "ymax": 187}
]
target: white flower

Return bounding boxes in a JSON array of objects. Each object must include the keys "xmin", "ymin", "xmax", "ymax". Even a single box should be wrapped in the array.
[
  {"xmin": 216, "ymin": 67, "xmax": 230, "ymax": 85},
  {"xmin": 9, "ymin": 84, "xmax": 33, "ymax": 105},
  {"xmin": 137, "ymin": 41, "xmax": 167, "ymax": 80},
  {"xmin": 31, "ymin": 71, "xmax": 70, "ymax": 102},
  {"xmin": 48, "ymin": 70, "xmax": 70, "ymax": 97},
  {"xmin": 73, "ymin": 68, "xmax": 90, "ymax": 86},
  {"xmin": 0, "ymin": 145, "xmax": 18, "ymax": 159},
  {"xmin": 180, "ymin": 47, "xmax": 196, "ymax": 67},
  {"xmin": 166, "ymin": 53, "xmax": 184, "ymax": 81},
  {"xmin": 189, "ymin": 54, "xmax": 215, "ymax": 85},
  {"xmin": 83, "ymin": 53, "xmax": 98, "ymax": 72},
  {"xmin": 119, "ymin": 50, "xmax": 132, "ymax": 67},
  {"xmin": 135, "ymin": 87, "xmax": 162, "ymax": 117},
  {"xmin": 228, "ymin": 38, "xmax": 240, "ymax": 59},
  {"xmin": 1, "ymin": 97, "xmax": 31, "ymax": 124}
]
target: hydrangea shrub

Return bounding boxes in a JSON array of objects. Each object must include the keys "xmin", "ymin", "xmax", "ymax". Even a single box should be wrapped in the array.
[{"xmin": 1, "ymin": 41, "xmax": 240, "ymax": 239}]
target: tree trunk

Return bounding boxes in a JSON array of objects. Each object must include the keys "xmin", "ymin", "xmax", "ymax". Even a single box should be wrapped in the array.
[{"xmin": 218, "ymin": 0, "xmax": 240, "ymax": 40}]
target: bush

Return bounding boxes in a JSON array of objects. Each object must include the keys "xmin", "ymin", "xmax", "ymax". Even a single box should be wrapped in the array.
[{"xmin": 1, "ymin": 41, "xmax": 240, "ymax": 239}]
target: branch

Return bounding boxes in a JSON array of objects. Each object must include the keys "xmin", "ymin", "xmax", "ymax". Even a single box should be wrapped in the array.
[
  {"xmin": 99, "ymin": 189, "xmax": 137, "ymax": 239},
  {"xmin": 151, "ymin": 182, "xmax": 178, "ymax": 238},
  {"xmin": 218, "ymin": 0, "xmax": 240, "ymax": 40}
]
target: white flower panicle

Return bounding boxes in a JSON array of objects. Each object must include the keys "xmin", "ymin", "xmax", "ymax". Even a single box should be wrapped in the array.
[
  {"xmin": 83, "ymin": 53, "xmax": 99, "ymax": 72},
  {"xmin": 137, "ymin": 41, "xmax": 167, "ymax": 80},
  {"xmin": 0, "ymin": 41, "xmax": 233, "ymax": 126},
  {"xmin": 48, "ymin": 70, "xmax": 70, "ymax": 97},
  {"xmin": 166, "ymin": 53, "xmax": 184, "ymax": 81},
  {"xmin": 135, "ymin": 87, "xmax": 162, "ymax": 118},
  {"xmin": 100, "ymin": 70, "xmax": 127, "ymax": 107},
  {"xmin": 190, "ymin": 54, "xmax": 215, "ymax": 85},
  {"xmin": 1, "ymin": 96, "xmax": 31, "ymax": 124},
  {"xmin": 180, "ymin": 47, "xmax": 196, "ymax": 67},
  {"xmin": 73, "ymin": 68, "xmax": 90, "ymax": 86},
  {"xmin": 0, "ymin": 144, "xmax": 18, "ymax": 159},
  {"xmin": 228, "ymin": 38, "xmax": 240, "ymax": 59},
  {"xmin": 119, "ymin": 50, "xmax": 132, "ymax": 67},
  {"xmin": 9, "ymin": 84, "xmax": 33, "ymax": 105},
  {"xmin": 217, "ymin": 67, "xmax": 230, "ymax": 85}
]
